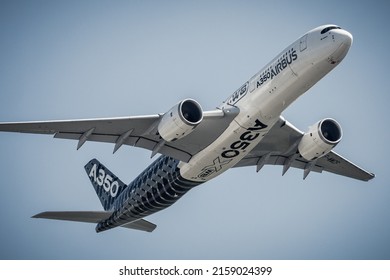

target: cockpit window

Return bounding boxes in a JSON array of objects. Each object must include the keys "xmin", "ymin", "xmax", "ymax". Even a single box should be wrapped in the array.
[{"xmin": 321, "ymin": 26, "xmax": 341, "ymax": 34}]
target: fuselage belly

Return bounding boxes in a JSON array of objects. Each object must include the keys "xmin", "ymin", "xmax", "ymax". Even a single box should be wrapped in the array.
[{"xmin": 99, "ymin": 25, "xmax": 353, "ymax": 231}]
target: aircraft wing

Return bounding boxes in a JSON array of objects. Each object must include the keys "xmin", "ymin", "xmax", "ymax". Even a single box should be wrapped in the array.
[
  {"xmin": 0, "ymin": 107, "xmax": 239, "ymax": 162},
  {"xmin": 234, "ymin": 116, "xmax": 375, "ymax": 181}
]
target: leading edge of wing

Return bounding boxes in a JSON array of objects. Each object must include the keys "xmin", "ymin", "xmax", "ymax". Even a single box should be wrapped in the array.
[
  {"xmin": 32, "ymin": 211, "xmax": 157, "ymax": 232},
  {"xmin": 0, "ymin": 114, "xmax": 160, "ymax": 135}
]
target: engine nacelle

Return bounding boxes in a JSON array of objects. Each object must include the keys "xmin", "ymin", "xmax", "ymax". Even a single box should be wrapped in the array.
[
  {"xmin": 298, "ymin": 118, "xmax": 342, "ymax": 161},
  {"xmin": 158, "ymin": 99, "xmax": 203, "ymax": 142}
]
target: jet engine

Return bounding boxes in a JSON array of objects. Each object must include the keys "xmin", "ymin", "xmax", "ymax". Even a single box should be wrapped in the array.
[
  {"xmin": 298, "ymin": 118, "xmax": 342, "ymax": 161},
  {"xmin": 158, "ymin": 99, "xmax": 203, "ymax": 142}
]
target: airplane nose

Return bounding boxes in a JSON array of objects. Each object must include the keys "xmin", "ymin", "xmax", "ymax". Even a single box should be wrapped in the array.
[
  {"xmin": 328, "ymin": 29, "xmax": 353, "ymax": 64},
  {"xmin": 339, "ymin": 29, "xmax": 353, "ymax": 47}
]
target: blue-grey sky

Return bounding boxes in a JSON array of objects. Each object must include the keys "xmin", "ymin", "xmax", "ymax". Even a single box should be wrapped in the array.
[{"xmin": 0, "ymin": 0, "xmax": 388, "ymax": 259}]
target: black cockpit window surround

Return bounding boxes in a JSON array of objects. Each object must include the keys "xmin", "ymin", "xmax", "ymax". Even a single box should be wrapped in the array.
[{"xmin": 321, "ymin": 26, "xmax": 341, "ymax": 34}]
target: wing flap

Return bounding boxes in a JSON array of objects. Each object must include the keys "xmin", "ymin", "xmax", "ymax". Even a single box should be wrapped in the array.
[{"xmin": 235, "ymin": 154, "xmax": 324, "ymax": 173}]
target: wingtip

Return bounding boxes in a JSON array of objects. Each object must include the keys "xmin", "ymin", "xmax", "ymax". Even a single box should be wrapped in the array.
[
  {"xmin": 31, "ymin": 212, "xmax": 45, "ymax": 219},
  {"xmin": 366, "ymin": 172, "xmax": 375, "ymax": 181}
]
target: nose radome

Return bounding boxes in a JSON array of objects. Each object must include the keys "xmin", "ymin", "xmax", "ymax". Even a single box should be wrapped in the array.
[
  {"xmin": 328, "ymin": 30, "xmax": 353, "ymax": 64},
  {"xmin": 336, "ymin": 29, "xmax": 353, "ymax": 47}
]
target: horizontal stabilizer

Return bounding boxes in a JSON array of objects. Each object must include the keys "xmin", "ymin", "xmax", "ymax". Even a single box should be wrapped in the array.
[
  {"xmin": 32, "ymin": 211, "xmax": 111, "ymax": 223},
  {"xmin": 121, "ymin": 218, "xmax": 157, "ymax": 232},
  {"xmin": 33, "ymin": 211, "xmax": 156, "ymax": 232}
]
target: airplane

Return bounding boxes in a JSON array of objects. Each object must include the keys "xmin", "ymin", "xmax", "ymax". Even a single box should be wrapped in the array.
[{"xmin": 0, "ymin": 24, "xmax": 375, "ymax": 233}]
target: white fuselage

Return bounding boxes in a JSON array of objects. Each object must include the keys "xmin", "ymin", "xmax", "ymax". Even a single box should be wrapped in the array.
[{"xmin": 179, "ymin": 25, "xmax": 353, "ymax": 182}]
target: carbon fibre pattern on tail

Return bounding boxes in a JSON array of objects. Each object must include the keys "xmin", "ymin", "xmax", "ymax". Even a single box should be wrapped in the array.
[
  {"xmin": 95, "ymin": 155, "xmax": 201, "ymax": 232},
  {"xmin": 85, "ymin": 159, "xmax": 127, "ymax": 211}
]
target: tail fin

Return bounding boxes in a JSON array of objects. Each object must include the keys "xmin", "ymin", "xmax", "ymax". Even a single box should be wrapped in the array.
[{"xmin": 84, "ymin": 159, "xmax": 127, "ymax": 211}]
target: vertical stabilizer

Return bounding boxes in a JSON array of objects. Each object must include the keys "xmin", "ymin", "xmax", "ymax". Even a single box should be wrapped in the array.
[{"xmin": 84, "ymin": 159, "xmax": 127, "ymax": 211}]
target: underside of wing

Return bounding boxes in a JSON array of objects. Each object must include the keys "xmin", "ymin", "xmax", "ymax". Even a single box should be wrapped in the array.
[
  {"xmin": 0, "ymin": 107, "xmax": 239, "ymax": 162},
  {"xmin": 32, "ymin": 211, "xmax": 157, "ymax": 232},
  {"xmin": 315, "ymin": 151, "xmax": 375, "ymax": 181},
  {"xmin": 235, "ymin": 116, "xmax": 375, "ymax": 181}
]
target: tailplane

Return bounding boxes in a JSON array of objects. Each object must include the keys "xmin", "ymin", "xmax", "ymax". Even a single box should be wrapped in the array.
[
  {"xmin": 33, "ymin": 211, "xmax": 156, "ymax": 232},
  {"xmin": 84, "ymin": 159, "xmax": 127, "ymax": 211},
  {"xmin": 32, "ymin": 159, "xmax": 157, "ymax": 233}
]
